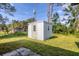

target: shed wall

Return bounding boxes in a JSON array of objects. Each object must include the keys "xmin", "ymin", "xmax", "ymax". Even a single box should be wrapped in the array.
[
  {"xmin": 28, "ymin": 21, "xmax": 52, "ymax": 40},
  {"xmin": 44, "ymin": 22, "xmax": 52, "ymax": 40},
  {"xmin": 36, "ymin": 22, "xmax": 44, "ymax": 40},
  {"xmin": 28, "ymin": 24, "xmax": 32, "ymax": 38}
]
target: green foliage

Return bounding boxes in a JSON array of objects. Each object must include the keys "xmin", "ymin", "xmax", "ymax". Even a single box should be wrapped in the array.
[
  {"xmin": 0, "ymin": 15, "xmax": 9, "ymax": 34},
  {"xmin": 52, "ymin": 12, "xmax": 59, "ymax": 23},
  {"xmin": 26, "ymin": 18, "xmax": 36, "ymax": 23},
  {"xmin": 0, "ymin": 32, "xmax": 27, "ymax": 39},
  {"xmin": 10, "ymin": 18, "xmax": 36, "ymax": 33},
  {"xmin": 52, "ymin": 4, "xmax": 79, "ymax": 34},
  {"xmin": 53, "ymin": 23, "xmax": 68, "ymax": 34},
  {"xmin": 0, "ymin": 3, "xmax": 16, "ymax": 34},
  {"xmin": 63, "ymin": 4, "xmax": 79, "ymax": 33}
]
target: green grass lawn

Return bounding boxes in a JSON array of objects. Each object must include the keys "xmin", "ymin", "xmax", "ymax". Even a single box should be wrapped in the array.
[{"xmin": 0, "ymin": 32, "xmax": 79, "ymax": 56}]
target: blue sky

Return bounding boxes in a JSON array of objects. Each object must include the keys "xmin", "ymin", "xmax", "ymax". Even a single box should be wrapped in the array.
[{"xmin": 0, "ymin": 3, "xmax": 65, "ymax": 23}]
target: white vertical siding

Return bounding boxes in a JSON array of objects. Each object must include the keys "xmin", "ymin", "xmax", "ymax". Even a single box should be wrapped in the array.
[
  {"xmin": 37, "ymin": 22, "xmax": 44, "ymax": 40},
  {"xmin": 44, "ymin": 22, "xmax": 52, "ymax": 40},
  {"xmin": 28, "ymin": 24, "xmax": 32, "ymax": 38},
  {"xmin": 28, "ymin": 21, "xmax": 52, "ymax": 40}
]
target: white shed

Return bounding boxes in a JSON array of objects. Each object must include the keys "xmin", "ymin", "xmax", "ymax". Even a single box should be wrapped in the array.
[{"xmin": 28, "ymin": 21, "xmax": 52, "ymax": 40}]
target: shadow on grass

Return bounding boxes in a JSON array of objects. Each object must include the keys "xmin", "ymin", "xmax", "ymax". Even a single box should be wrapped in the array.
[
  {"xmin": 0, "ymin": 32, "xmax": 27, "ymax": 39},
  {"xmin": 0, "ymin": 39, "xmax": 79, "ymax": 56},
  {"xmin": 49, "ymin": 36, "xmax": 58, "ymax": 39},
  {"xmin": 75, "ymin": 42, "xmax": 79, "ymax": 48}
]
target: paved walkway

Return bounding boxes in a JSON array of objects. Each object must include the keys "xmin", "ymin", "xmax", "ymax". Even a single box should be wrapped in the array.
[{"xmin": 2, "ymin": 47, "xmax": 40, "ymax": 56}]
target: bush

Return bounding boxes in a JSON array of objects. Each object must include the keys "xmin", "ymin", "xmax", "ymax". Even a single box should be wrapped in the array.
[{"xmin": 14, "ymin": 32, "xmax": 27, "ymax": 36}]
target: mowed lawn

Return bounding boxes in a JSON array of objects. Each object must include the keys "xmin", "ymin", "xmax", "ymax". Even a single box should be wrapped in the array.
[{"xmin": 0, "ymin": 32, "xmax": 79, "ymax": 56}]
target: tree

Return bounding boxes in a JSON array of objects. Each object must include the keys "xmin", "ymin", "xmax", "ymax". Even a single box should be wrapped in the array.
[
  {"xmin": 22, "ymin": 18, "xmax": 36, "ymax": 31},
  {"xmin": 0, "ymin": 3, "xmax": 16, "ymax": 34},
  {"xmin": 11, "ymin": 20, "xmax": 20, "ymax": 33},
  {"xmin": 26, "ymin": 18, "xmax": 36, "ymax": 23},
  {"xmin": 0, "ymin": 15, "xmax": 9, "ymax": 34},
  {"xmin": 11, "ymin": 18, "xmax": 36, "ymax": 33},
  {"xmin": 21, "ymin": 20, "xmax": 28, "ymax": 31},
  {"xmin": 0, "ymin": 3, "xmax": 16, "ymax": 16},
  {"xmin": 0, "ymin": 3, "xmax": 16, "ymax": 25},
  {"xmin": 52, "ymin": 12, "xmax": 59, "ymax": 24},
  {"xmin": 47, "ymin": 3, "xmax": 53, "ymax": 23},
  {"xmin": 52, "ymin": 12, "xmax": 60, "ymax": 33},
  {"xmin": 63, "ymin": 4, "xmax": 79, "ymax": 33}
]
